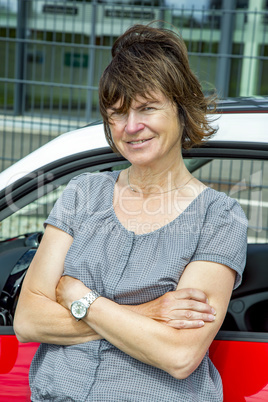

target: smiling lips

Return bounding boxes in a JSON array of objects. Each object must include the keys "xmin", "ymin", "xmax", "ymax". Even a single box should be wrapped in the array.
[{"xmin": 128, "ymin": 138, "xmax": 151, "ymax": 145}]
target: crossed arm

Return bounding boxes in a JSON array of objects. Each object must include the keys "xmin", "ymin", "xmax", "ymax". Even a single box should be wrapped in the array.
[{"xmin": 14, "ymin": 224, "xmax": 235, "ymax": 379}]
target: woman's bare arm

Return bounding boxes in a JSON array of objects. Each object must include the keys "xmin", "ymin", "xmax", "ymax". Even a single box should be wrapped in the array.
[{"xmin": 14, "ymin": 225, "xmax": 100, "ymax": 345}]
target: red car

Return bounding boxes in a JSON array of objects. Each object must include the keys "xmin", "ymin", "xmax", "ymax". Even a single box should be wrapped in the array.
[{"xmin": 0, "ymin": 98, "xmax": 268, "ymax": 401}]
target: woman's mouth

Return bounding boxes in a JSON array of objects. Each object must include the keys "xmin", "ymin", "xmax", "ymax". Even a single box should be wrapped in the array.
[
  {"xmin": 128, "ymin": 138, "xmax": 153, "ymax": 145},
  {"xmin": 129, "ymin": 139, "xmax": 148, "ymax": 144}
]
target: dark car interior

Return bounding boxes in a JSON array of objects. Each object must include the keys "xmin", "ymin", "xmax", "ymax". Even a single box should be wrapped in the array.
[
  {"xmin": 222, "ymin": 243, "xmax": 268, "ymax": 333},
  {"xmin": 0, "ymin": 233, "xmax": 42, "ymax": 326}
]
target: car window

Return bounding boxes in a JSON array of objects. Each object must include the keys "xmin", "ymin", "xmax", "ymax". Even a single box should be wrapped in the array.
[
  {"xmin": 0, "ymin": 185, "xmax": 65, "ymax": 240},
  {"xmin": 189, "ymin": 158, "xmax": 268, "ymax": 244},
  {"xmin": 0, "ymin": 163, "xmax": 130, "ymax": 241},
  {"xmin": 0, "ymin": 159, "xmax": 267, "ymax": 243}
]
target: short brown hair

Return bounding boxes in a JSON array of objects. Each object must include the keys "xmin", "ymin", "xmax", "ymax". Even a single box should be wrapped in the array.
[{"xmin": 99, "ymin": 24, "xmax": 217, "ymax": 152}]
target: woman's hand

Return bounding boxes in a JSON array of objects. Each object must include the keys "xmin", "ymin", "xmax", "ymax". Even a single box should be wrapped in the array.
[
  {"xmin": 56, "ymin": 275, "xmax": 89, "ymax": 310},
  {"xmin": 131, "ymin": 288, "xmax": 216, "ymax": 329}
]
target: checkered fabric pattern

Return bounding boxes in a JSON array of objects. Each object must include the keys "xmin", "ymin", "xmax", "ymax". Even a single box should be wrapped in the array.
[{"xmin": 29, "ymin": 171, "xmax": 248, "ymax": 401}]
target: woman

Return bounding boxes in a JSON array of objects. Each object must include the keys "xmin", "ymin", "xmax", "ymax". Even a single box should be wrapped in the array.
[{"xmin": 14, "ymin": 24, "xmax": 247, "ymax": 401}]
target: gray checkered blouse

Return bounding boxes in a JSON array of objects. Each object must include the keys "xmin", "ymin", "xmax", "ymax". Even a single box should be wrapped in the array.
[{"xmin": 29, "ymin": 171, "xmax": 248, "ymax": 401}]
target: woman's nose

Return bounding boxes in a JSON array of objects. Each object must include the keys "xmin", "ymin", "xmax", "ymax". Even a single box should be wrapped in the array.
[{"xmin": 125, "ymin": 110, "xmax": 145, "ymax": 135}]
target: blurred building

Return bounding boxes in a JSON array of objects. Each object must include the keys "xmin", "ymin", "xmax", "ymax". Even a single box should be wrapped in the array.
[{"xmin": 0, "ymin": 0, "xmax": 267, "ymax": 170}]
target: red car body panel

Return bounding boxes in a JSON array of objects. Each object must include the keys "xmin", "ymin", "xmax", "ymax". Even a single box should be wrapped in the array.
[
  {"xmin": 1, "ymin": 335, "xmax": 268, "ymax": 401},
  {"xmin": 0, "ymin": 336, "xmax": 38, "ymax": 401},
  {"xmin": 210, "ymin": 340, "xmax": 268, "ymax": 401}
]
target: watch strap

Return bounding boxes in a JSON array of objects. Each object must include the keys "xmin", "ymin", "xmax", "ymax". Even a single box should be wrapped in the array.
[{"xmin": 80, "ymin": 290, "xmax": 100, "ymax": 308}]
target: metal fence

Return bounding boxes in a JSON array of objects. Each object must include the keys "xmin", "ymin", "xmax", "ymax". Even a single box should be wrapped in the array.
[{"xmin": 0, "ymin": 0, "xmax": 268, "ymax": 171}]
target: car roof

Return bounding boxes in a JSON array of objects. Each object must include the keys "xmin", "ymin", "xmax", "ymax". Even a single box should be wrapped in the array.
[
  {"xmin": 216, "ymin": 96, "xmax": 268, "ymax": 112},
  {"xmin": 0, "ymin": 104, "xmax": 267, "ymax": 192},
  {"xmin": 0, "ymin": 122, "xmax": 107, "ymax": 192}
]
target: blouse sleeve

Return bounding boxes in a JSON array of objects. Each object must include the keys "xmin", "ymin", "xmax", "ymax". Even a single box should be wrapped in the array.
[
  {"xmin": 44, "ymin": 175, "xmax": 83, "ymax": 237},
  {"xmin": 190, "ymin": 193, "xmax": 248, "ymax": 289}
]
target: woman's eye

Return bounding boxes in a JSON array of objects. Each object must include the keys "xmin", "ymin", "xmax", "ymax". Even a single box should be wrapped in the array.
[{"xmin": 109, "ymin": 111, "xmax": 126, "ymax": 121}]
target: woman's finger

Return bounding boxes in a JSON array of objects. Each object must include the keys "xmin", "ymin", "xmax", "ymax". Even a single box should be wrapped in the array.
[
  {"xmin": 172, "ymin": 288, "xmax": 209, "ymax": 303},
  {"xmin": 166, "ymin": 309, "xmax": 216, "ymax": 322},
  {"xmin": 159, "ymin": 295, "xmax": 216, "ymax": 319},
  {"xmin": 169, "ymin": 300, "xmax": 216, "ymax": 315},
  {"xmin": 165, "ymin": 319, "xmax": 206, "ymax": 329}
]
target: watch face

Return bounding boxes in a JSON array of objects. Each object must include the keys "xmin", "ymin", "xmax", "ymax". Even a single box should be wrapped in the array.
[{"xmin": 71, "ymin": 301, "xmax": 87, "ymax": 320}]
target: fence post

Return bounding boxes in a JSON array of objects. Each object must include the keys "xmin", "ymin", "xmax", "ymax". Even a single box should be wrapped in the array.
[
  {"xmin": 14, "ymin": 0, "xmax": 27, "ymax": 116},
  {"xmin": 215, "ymin": 0, "xmax": 236, "ymax": 98},
  {"xmin": 239, "ymin": 0, "xmax": 266, "ymax": 96},
  {"xmin": 86, "ymin": 0, "xmax": 97, "ymax": 123}
]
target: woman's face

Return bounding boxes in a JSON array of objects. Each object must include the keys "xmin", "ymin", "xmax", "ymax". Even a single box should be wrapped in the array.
[{"xmin": 107, "ymin": 91, "xmax": 183, "ymax": 168}]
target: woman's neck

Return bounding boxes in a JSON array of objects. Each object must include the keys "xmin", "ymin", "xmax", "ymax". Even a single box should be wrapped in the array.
[{"xmin": 128, "ymin": 159, "xmax": 191, "ymax": 195}]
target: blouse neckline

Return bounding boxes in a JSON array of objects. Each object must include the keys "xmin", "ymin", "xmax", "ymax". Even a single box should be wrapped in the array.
[{"xmin": 109, "ymin": 170, "xmax": 209, "ymax": 237}]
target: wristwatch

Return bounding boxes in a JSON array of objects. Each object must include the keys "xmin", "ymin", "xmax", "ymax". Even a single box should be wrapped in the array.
[{"xmin": 70, "ymin": 290, "xmax": 100, "ymax": 321}]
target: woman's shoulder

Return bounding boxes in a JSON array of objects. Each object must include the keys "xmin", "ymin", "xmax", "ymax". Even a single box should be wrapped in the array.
[
  {"xmin": 203, "ymin": 186, "xmax": 241, "ymax": 205},
  {"xmin": 69, "ymin": 170, "xmax": 120, "ymax": 187},
  {"xmin": 62, "ymin": 170, "xmax": 120, "ymax": 207},
  {"xmin": 185, "ymin": 178, "xmax": 234, "ymax": 208},
  {"xmin": 200, "ymin": 186, "xmax": 248, "ymax": 224}
]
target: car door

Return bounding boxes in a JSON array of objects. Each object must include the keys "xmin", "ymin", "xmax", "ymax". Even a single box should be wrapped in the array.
[{"xmin": 184, "ymin": 143, "xmax": 268, "ymax": 401}]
